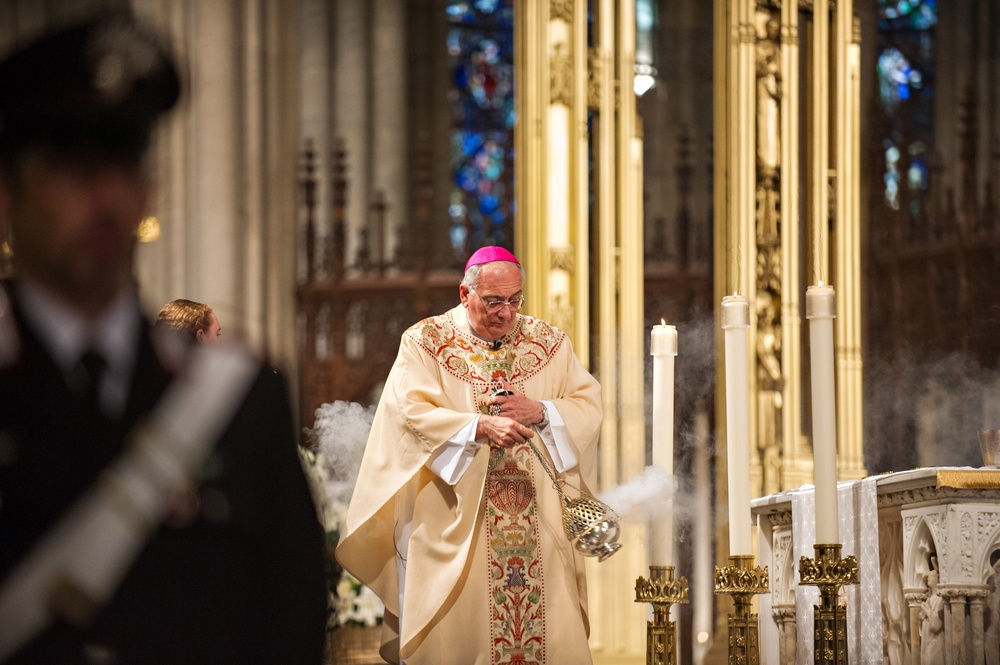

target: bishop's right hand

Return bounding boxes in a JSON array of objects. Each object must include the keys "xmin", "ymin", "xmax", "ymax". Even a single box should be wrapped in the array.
[{"xmin": 478, "ymin": 414, "xmax": 534, "ymax": 449}]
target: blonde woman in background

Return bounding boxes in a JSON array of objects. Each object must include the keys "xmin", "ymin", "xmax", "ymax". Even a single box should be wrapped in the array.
[{"xmin": 155, "ymin": 299, "xmax": 222, "ymax": 344}]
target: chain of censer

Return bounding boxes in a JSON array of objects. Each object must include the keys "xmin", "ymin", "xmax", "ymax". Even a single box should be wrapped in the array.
[{"xmin": 488, "ymin": 398, "xmax": 572, "ymax": 500}]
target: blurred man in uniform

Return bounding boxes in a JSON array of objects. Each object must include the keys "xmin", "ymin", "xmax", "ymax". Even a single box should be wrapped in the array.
[{"xmin": 0, "ymin": 12, "xmax": 326, "ymax": 663}]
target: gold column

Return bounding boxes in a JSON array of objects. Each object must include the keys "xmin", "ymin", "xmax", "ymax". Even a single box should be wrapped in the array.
[
  {"xmin": 515, "ymin": 0, "xmax": 647, "ymax": 659},
  {"xmin": 570, "ymin": 0, "xmax": 590, "ymax": 363},
  {"xmin": 592, "ymin": 1, "xmax": 647, "ymax": 656},
  {"xmin": 591, "ymin": 4, "xmax": 621, "ymax": 652},
  {"xmin": 513, "ymin": 0, "xmax": 591, "ymax": 363},
  {"xmin": 810, "ymin": 0, "xmax": 830, "ymax": 287},
  {"xmin": 514, "ymin": 0, "xmax": 546, "ymax": 324},
  {"xmin": 616, "ymin": 0, "xmax": 649, "ymax": 656},
  {"xmin": 834, "ymin": 4, "xmax": 865, "ymax": 481},
  {"xmin": 780, "ymin": 0, "xmax": 810, "ymax": 491}
]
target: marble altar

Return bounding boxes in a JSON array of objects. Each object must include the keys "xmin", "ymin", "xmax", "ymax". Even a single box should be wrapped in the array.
[{"xmin": 751, "ymin": 467, "xmax": 1000, "ymax": 665}]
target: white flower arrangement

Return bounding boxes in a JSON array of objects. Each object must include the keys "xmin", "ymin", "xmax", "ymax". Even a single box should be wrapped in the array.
[
  {"xmin": 301, "ymin": 400, "xmax": 384, "ymax": 628},
  {"xmin": 335, "ymin": 571, "xmax": 385, "ymax": 627}
]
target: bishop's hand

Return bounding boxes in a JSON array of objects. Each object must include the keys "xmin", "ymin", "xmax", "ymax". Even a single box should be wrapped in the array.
[
  {"xmin": 488, "ymin": 380, "xmax": 546, "ymax": 428},
  {"xmin": 477, "ymin": 414, "xmax": 534, "ymax": 449}
]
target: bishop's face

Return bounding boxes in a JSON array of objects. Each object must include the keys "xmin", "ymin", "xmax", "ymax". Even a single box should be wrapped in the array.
[{"xmin": 460, "ymin": 261, "xmax": 523, "ymax": 341}]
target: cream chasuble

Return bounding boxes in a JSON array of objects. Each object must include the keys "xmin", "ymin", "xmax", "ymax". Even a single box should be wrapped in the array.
[{"xmin": 337, "ymin": 305, "xmax": 602, "ymax": 665}]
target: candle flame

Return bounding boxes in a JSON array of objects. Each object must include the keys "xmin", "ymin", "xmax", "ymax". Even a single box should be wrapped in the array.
[
  {"xmin": 661, "ymin": 317, "xmax": 667, "ymax": 325},
  {"xmin": 818, "ymin": 280, "xmax": 824, "ymax": 287}
]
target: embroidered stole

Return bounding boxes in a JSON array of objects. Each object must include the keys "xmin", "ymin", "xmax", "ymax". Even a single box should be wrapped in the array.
[
  {"xmin": 407, "ymin": 312, "xmax": 563, "ymax": 665},
  {"xmin": 485, "ymin": 425, "xmax": 546, "ymax": 664},
  {"xmin": 478, "ymin": 367, "xmax": 546, "ymax": 665}
]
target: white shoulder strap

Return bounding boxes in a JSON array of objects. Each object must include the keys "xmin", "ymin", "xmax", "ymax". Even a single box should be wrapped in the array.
[{"xmin": 0, "ymin": 344, "xmax": 259, "ymax": 661}]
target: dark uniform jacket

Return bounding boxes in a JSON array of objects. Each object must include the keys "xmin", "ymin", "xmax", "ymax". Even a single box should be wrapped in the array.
[{"xmin": 0, "ymin": 281, "xmax": 327, "ymax": 664}]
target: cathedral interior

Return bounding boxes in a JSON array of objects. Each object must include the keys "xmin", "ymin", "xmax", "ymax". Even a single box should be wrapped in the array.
[{"xmin": 2, "ymin": 0, "xmax": 999, "ymax": 663}]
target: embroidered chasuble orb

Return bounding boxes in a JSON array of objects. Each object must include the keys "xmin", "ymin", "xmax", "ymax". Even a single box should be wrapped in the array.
[
  {"xmin": 488, "ymin": 453, "xmax": 535, "ymax": 514},
  {"xmin": 487, "ymin": 446, "xmax": 546, "ymax": 665}
]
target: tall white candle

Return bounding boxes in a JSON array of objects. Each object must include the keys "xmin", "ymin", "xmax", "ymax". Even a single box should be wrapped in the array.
[
  {"xmin": 806, "ymin": 283, "xmax": 839, "ymax": 544},
  {"xmin": 650, "ymin": 321, "xmax": 677, "ymax": 564},
  {"xmin": 721, "ymin": 295, "xmax": 752, "ymax": 556}
]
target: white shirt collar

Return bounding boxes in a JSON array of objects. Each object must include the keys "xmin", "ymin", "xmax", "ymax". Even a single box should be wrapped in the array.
[{"xmin": 16, "ymin": 279, "xmax": 142, "ymax": 415}]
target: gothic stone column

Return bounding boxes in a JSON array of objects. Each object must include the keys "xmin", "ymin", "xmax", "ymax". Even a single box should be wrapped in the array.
[
  {"xmin": 970, "ymin": 590, "xmax": 988, "ymax": 665},
  {"xmin": 941, "ymin": 589, "xmax": 967, "ymax": 665},
  {"xmin": 772, "ymin": 604, "xmax": 796, "ymax": 664},
  {"xmin": 906, "ymin": 590, "xmax": 928, "ymax": 665}
]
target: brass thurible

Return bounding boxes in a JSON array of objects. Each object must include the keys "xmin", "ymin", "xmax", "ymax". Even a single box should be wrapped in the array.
[
  {"xmin": 714, "ymin": 555, "xmax": 769, "ymax": 665},
  {"xmin": 799, "ymin": 543, "xmax": 859, "ymax": 665},
  {"xmin": 635, "ymin": 565, "xmax": 689, "ymax": 665}
]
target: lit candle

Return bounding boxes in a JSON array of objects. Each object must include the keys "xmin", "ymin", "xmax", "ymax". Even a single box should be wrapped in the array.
[
  {"xmin": 721, "ymin": 294, "xmax": 752, "ymax": 556},
  {"xmin": 806, "ymin": 283, "xmax": 839, "ymax": 544},
  {"xmin": 650, "ymin": 320, "xmax": 678, "ymax": 564}
]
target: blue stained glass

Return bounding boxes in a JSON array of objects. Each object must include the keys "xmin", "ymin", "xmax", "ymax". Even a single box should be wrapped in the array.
[
  {"xmin": 461, "ymin": 132, "xmax": 482, "ymax": 156},
  {"xmin": 447, "ymin": 29, "xmax": 461, "ymax": 56},
  {"xmin": 876, "ymin": 0, "xmax": 935, "ymax": 216},
  {"xmin": 878, "ymin": 0, "xmax": 937, "ymax": 29},
  {"xmin": 446, "ymin": 3, "xmax": 472, "ymax": 21},
  {"xmin": 908, "ymin": 161, "xmax": 928, "ymax": 191},
  {"xmin": 877, "ymin": 48, "xmax": 916, "ymax": 113},
  {"xmin": 458, "ymin": 167, "xmax": 479, "ymax": 191},
  {"xmin": 446, "ymin": 0, "xmax": 515, "ymax": 258},
  {"xmin": 481, "ymin": 195, "xmax": 499, "ymax": 214},
  {"xmin": 453, "ymin": 61, "xmax": 469, "ymax": 89}
]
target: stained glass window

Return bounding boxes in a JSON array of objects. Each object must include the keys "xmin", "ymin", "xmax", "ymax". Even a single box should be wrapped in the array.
[
  {"xmin": 877, "ymin": 0, "xmax": 936, "ymax": 214},
  {"xmin": 446, "ymin": 0, "xmax": 516, "ymax": 261}
]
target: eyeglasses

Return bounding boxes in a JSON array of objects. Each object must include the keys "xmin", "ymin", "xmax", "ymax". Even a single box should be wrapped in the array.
[{"xmin": 469, "ymin": 288, "xmax": 524, "ymax": 312}]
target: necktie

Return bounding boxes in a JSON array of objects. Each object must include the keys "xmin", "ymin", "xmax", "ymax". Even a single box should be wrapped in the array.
[{"xmin": 77, "ymin": 348, "xmax": 107, "ymax": 412}]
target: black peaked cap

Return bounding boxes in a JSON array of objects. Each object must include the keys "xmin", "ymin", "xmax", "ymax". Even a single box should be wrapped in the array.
[{"xmin": 0, "ymin": 11, "xmax": 181, "ymax": 159}]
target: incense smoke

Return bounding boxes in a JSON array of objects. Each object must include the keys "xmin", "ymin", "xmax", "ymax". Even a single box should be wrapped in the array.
[
  {"xmin": 307, "ymin": 400, "xmax": 375, "ymax": 488},
  {"xmin": 598, "ymin": 466, "xmax": 674, "ymax": 520},
  {"xmin": 302, "ymin": 400, "xmax": 376, "ymax": 531}
]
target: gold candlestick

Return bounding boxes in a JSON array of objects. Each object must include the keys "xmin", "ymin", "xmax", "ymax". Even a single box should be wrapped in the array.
[
  {"xmin": 799, "ymin": 543, "xmax": 859, "ymax": 665},
  {"xmin": 635, "ymin": 565, "xmax": 689, "ymax": 665},
  {"xmin": 714, "ymin": 555, "xmax": 769, "ymax": 665}
]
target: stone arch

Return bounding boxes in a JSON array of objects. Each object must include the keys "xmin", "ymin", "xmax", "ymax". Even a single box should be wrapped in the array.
[
  {"xmin": 905, "ymin": 518, "xmax": 938, "ymax": 589},
  {"xmin": 977, "ymin": 513, "xmax": 1000, "ymax": 584}
]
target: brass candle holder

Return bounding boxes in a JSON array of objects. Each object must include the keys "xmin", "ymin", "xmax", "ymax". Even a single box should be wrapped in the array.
[
  {"xmin": 635, "ymin": 565, "xmax": 689, "ymax": 665},
  {"xmin": 714, "ymin": 555, "xmax": 769, "ymax": 665},
  {"xmin": 799, "ymin": 543, "xmax": 859, "ymax": 665}
]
